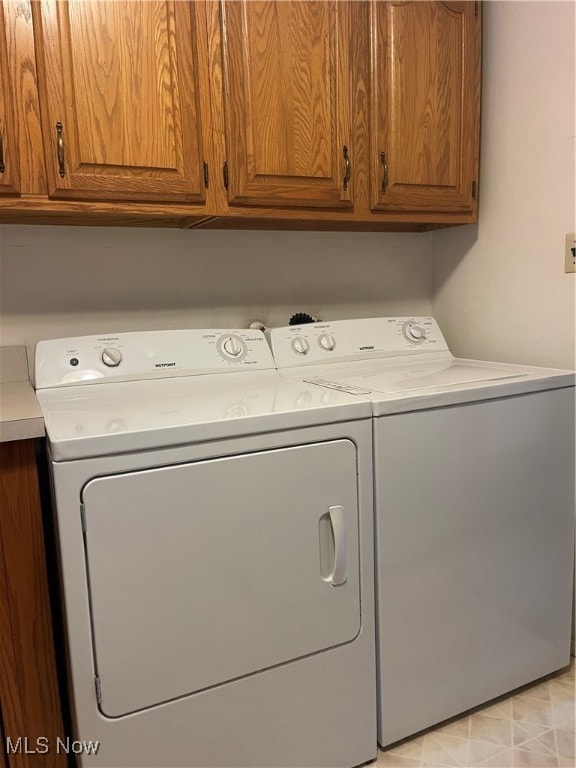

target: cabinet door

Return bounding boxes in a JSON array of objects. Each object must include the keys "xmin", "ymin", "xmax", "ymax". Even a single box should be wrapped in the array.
[
  {"xmin": 371, "ymin": 1, "xmax": 480, "ymax": 213},
  {"xmin": 220, "ymin": 1, "xmax": 353, "ymax": 209},
  {"xmin": 0, "ymin": 2, "xmax": 20, "ymax": 196},
  {"xmin": 34, "ymin": 0, "xmax": 208, "ymax": 203},
  {"xmin": 0, "ymin": 440, "xmax": 67, "ymax": 768},
  {"xmin": 0, "ymin": 0, "xmax": 47, "ymax": 200}
]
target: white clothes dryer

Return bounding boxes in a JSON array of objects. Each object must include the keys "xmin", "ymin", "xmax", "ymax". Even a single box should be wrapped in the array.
[
  {"xmin": 271, "ymin": 317, "xmax": 575, "ymax": 747},
  {"xmin": 35, "ymin": 328, "xmax": 377, "ymax": 768}
]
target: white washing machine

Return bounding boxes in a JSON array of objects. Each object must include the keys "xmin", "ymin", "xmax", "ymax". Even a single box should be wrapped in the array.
[
  {"xmin": 270, "ymin": 317, "xmax": 575, "ymax": 747},
  {"xmin": 34, "ymin": 328, "xmax": 377, "ymax": 768}
]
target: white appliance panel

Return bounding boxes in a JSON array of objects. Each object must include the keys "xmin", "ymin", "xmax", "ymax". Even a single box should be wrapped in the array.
[
  {"xmin": 270, "ymin": 316, "xmax": 450, "ymax": 369},
  {"xmin": 49, "ymin": 422, "xmax": 376, "ymax": 768},
  {"xmin": 36, "ymin": 328, "xmax": 377, "ymax": 767},
  {"xmin": 270, "ymin": 316, "xmax": 575, "ymax": 747},
  {"xmin": 38, "ymin": 372, "xmax": 371, "ymax": 460},
  {"xmin": 374, "ymin": 388, "xmax": 575, "ymax": 745},
  {"xmin": 83, "ymin": 440, "xmax": 360, "ymax": 717},
  {"xmin": 35, "ymin": 328, "xmax": 275, "ymax": 388}
]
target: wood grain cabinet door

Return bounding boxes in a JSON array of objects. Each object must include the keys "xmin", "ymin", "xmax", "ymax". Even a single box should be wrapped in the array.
[
  {"xmin": 371, "ymin": 1, "xmax": 480, "ymax": 214},
  {"xmin": 34, "ymin": 0, "xmax": 209, "ymax": 203},
  {"xmin": 220, "ymin": 1, "xmax": 353, "ymax": 209},
  {"xmin": 0, "ymin": 0, "xmax": 47, "ymax": 200},
  {"xmin": 0, "ymin": 2, "xmax": 21, "ymax": 197},
  {"xmin": 0, "ymin": 440, "xmax": 67, "ymax": 768}
]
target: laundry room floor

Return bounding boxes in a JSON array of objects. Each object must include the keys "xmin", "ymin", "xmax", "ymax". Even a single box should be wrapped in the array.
[{"xmin": 375, "ymin": 658, "xmax": 575, "ymax": 768}]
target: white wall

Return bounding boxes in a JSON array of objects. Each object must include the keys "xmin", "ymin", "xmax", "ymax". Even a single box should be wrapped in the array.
[
  {"xmin": 0, "ymin": 225, "xmax": 432, "ymax": 364},
  {"xmin": 432, "ymin": 0, "xmax": 575, "ymax": 370}
]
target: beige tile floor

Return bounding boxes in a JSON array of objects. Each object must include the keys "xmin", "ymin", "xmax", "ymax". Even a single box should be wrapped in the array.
[{"xmin": 376, "ymin": 658, "xmax": 575, "ymax": 768}]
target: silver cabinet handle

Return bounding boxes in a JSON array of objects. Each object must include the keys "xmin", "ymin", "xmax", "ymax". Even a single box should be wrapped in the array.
[{"xmin": 328, "ymin": 505, "xmax": 347, "ymax": 586}]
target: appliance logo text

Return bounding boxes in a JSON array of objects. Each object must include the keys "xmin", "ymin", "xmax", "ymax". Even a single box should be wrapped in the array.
[
  {"xmin": 155, "ymin": 362, "xmax": 177, "ymax": 368},
  {"xmin": 359, "ymin": 346, "xmax": 375, "ymax": 351}
]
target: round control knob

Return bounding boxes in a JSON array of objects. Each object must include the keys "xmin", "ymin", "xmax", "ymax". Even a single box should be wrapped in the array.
[
  {"xmin": 101, "ymin": 348, "xmax": 123, "ymax": 367},
  {"xmin": 318, "ymin": 333, "xmax": 336, "ymax": 351},
  {"xmin": 407, "ymin": 324, "xmax": 425, "ymax": 341},
  {"xmin": 222, "ymin": 336, "xmax": 244, "ymax": 358},
  {"xmin": 291, "ymin": 337, "xmax": 310, "ymax": 356}
]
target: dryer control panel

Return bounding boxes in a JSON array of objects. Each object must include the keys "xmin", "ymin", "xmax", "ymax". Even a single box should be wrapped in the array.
[
  {"xmin": 35, "ymin": 329, "xmax": 275, "ymax": 388},
  {"xmin": 270, "ymin": 317, "xmax": 450, "ymax": 368}
]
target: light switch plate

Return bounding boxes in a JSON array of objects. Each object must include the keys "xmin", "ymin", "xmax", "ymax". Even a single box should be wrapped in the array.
[{"xmin": 565, "ymin": 232, "xmax": 576, "ymax": 273}]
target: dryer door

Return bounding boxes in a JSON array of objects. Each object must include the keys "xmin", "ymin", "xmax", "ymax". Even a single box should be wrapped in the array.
[{"xmin": 82, "ymin": 439, "xmax": 361, "ymax": 717}]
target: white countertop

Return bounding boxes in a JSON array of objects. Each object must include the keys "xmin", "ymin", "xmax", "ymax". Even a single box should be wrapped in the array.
[{"xmin": 0, "ymin": 347, "xmax": 45, "ymax": 442}]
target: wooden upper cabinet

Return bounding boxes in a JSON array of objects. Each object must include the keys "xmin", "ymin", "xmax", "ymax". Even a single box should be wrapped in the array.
[
  {"xmin": 371, "ymin": 1, "xmax": 480, "ymax": 214},
  {"xmin": 219, "ymin": 1, "xmax": 353, "ymax": 209},
  {"xmin": 0, "ymin": 0, "xmax": 47, "ymax": 198},
  {"xmin": 33, "ymin": 0, "xmax": 209, "ymax": 203},
  {"xmin": 0, "ymin": 3, "xmax": 19, "ymax": 197}
]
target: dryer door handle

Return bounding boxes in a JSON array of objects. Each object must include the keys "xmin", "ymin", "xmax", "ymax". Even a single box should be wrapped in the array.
[{"xmin": 328, "ymin": 505, "xmax": 348, "ymax": 586}]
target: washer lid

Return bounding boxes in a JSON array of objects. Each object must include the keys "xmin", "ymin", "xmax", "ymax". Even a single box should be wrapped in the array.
[
  {"xmin": 37, "ymin": 371, "xmax": 371, "ymax": 461},
  {"xmin": 304, "ymin": 358, "xmax": 575, "ymax": 415}
]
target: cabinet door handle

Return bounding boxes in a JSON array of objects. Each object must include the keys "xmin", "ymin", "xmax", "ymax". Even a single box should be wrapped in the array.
[
  {"xmin": 0, "ymin": 133, "xmax": 5, "ymax": 173},
  {"xmin": 56, "ymin": 121, "xmax": 66, "ymax": 177},
  {"xmin": 380, "ymin": 151, "xmax": 388, "ymax": 194},
  {"xmin": 342, "ymin": 145, "xmax": 351, "ymax": 191}
]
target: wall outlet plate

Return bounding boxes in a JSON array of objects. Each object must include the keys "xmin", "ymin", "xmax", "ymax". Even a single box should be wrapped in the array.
[{"xmin": 565, "ymin": 232, "xmax": 576, "ymax": 273}]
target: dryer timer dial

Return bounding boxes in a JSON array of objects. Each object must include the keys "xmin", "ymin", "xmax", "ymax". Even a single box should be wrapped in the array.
[
  {"xmin": 223, "ymin": 336, "xmax": 244, "ymax": 358},
  {"xmin": 217, "ymin": 334, "xmax": 248, "ymax": 362}
]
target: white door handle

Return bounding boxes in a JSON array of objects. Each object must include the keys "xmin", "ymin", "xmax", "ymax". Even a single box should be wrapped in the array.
[{"xmin": 328, "ymin": 505, "xmax": 347, "ymax": 586}]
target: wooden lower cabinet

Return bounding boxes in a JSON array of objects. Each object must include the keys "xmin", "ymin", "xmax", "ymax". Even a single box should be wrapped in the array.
[
  {"xmin": 0, "ymin": 721, "xmax": 7, "ymax": 768},
  {"xmin": 0, "ymin": 440, "xmax": 67, "ymax": 768}
]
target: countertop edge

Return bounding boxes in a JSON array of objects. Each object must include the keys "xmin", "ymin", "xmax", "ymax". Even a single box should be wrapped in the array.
[
  {"xmin": 0, "ymin": 415, "xmax": 45, "ymax": 443},
  {"xmin": 0, "ymin": 363, "xmax": 46, "ymax": 442}
]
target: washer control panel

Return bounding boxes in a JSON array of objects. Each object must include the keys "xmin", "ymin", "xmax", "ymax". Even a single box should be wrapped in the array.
[
  {"xmin": 271, "ymin": 317, "xmax": 450, "ymax": 368},
  {"xmin": 35, "ymin": 329, "xmax": 275, "ymax": 388}
]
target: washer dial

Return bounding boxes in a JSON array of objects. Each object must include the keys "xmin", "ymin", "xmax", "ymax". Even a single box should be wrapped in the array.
[
  {"xmin": 291, "ymin": 337, "xmax": 310, "ymax": 356},
  {"xmin": 318, "ymin": 333, "xmax": 336, "ymax": 351},
  {"xmin": 402, "ymin": 322, "xmax": 426, "ymax": 344},
  {"xmin": 101, "ymin": 348, "xmax": 123, "ymax": 367}
]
